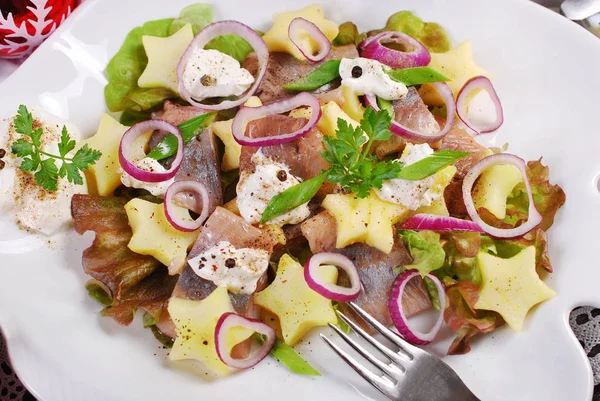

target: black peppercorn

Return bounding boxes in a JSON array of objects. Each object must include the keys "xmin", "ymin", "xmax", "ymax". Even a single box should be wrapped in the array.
[
  {"xmin": 225, "ymin": 258, "xmax": 236, "ymax": 268},
  {"xmin": 0, "ymin": 160, "xmax": 4, "ymax": 170},
  {"xmin": 0, "ymin": 148, "xmax": 5, "ymax": 158},
  {"xmin": 276, "ymin": 169, "xmax": 287, "ymax": 182},
  {"xmin": 351, "ymin": 65, "xmax": 363, "ymax": 78}
]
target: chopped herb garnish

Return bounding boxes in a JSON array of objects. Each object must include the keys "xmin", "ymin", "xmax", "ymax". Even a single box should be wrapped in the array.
[
  {"xmin": 146, "ymin": 111, "xmax": 216, "ymax": 160},
  {"xmin": 283, "ymin": 59, "xmax": 342, "ymax": 92},
  {"xmin": 11, "ymin": 105, "xmax": 102, "ymax": 191}
]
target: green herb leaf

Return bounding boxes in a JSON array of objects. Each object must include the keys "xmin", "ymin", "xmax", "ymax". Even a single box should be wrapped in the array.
[
  {"xmin": 147, "ymin": 112, "xmax": 217, "ymax": 161},
  {"xmin": 30, "ymin": 128, "xmax": 43, "ymax": 148},
  {"xmin": 385, "ymin": 66, "xmax": 449, "ymax": 86},
  {"xmin": 283, "ymin": 59, "xmax": 342, "ymax": 91},
  {"xmin": 72, "ymin": 144, "xmax": 103, "ymax": 171},
  {"xmin": 269, "ymin": 339, "xmax": 321, "ymax": 376},
  {"xmin": 58, "ymin": 125, "xmax": 76, "ymax": 157},
  {"xmin": 61, "ymin": 162, "xmax": 84, "ymax": 185},
  {"xmin": 34, "ymin": 158, "xmax": 59, "ymax": 191},
  {"xmin": 260, "ymin": 173, "xmax": 326, "ymax": 225},
  {"xmin": 11, "ymin": 138, "xmax": 34, "ymax": 157},
  {"xmin": 20, "ymin": 155, "xmax": 40, "ymax": 172},
  {"xmin": 360, "ymin": 106, "xmax": 393, "ymax": 142},
  {"xmin": 14, "ymin": 105, "xmax": 33, "ymax": 136},
  {"xmin": 396, "ymin": 149, "xmax": 469, "ymax": 181}
]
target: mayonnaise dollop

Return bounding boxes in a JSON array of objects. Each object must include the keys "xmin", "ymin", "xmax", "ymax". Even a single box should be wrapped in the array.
[
  {"xmin": 119, "ymin": 157, "xmax": 174, "ymax": 196},
  {"xmin": 188, "ymin": 240, "xmax": 270, "ymax": 295},
  {"xmin": 0, "ymin": 111, "xmax": 86, "ymax": 235},
  {"xmin": 236, "ymin": 150, "xmax": 311, "ymax": 226},
  {"xmin": 182, "ymin": 48, "xmax": 254, "ymax": 100},
  {"xmin": 339, "ymin": 57, "xmax": 408, "ymax": 100},
  {"xmin": 375, "ymin": 143, "xmax": 440, "ymax": 210}
]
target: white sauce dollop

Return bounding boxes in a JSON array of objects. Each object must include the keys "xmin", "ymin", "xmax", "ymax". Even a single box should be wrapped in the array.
[
  {"xmin": 0, "ymin": 112, "xmax": 86, "ymax": 235},
  {"xmin": 188, "ymin": 240, "xmax": 270, "ymax": 295},
  {"xmin": 119, "ymin": 157, "xmax": 174, "ymax": 196},
  {"xmin": 339, "ymin": 57, "xmax": 408, "ymax": 100},
  {"xmin": 375, "ymin": 143, "xmax": 440, "ymax": 210},
  {"xmin": 182, "ymin": 48, "xmax": 254, "ymax": 100},
  {"xmin": 236, "ymin": 150, "xmax": 311, "ymax": 226}
]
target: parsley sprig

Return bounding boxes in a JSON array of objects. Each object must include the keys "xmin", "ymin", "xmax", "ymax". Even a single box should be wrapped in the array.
[
  {"xmin": 260, "ymin": 106, "xmax": 468, "ymax": 224},
  {"xmin": 321, "ymin": 107, "xmax": 402, "ymax": 198},
  {"xmin": 11, "ymin": 105, "xmax": 102, "ymax": 191}
]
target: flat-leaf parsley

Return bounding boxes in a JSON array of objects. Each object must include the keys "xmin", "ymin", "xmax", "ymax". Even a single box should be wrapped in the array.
[{"xmin": 11, "ymin": 105, "xmax": 102, "ymax": 191}]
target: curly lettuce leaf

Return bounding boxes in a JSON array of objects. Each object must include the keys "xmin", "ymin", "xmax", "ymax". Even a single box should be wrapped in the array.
[
  {"xmin": 399, "ymin": 230, "xmax": 445, "ymax": 277},
  {"xmin": 443, "ymin": 279, "xmax": 504, "ymax": 355},
  {"xmin": 104, "ymin": 18, "xmax": 177, "ymax": 113},
  {"xmin": 72, "ymin": 195, "xmax": 175, "ymax": 326},
  {"xmin": 170, "ymin": 3, "xmax": 213, "ymax": 36}
]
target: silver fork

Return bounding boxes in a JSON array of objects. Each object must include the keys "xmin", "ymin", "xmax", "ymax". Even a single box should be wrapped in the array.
[{"xmin": 321, "ymin": 302, "xmax": 481, "ymax": 401}]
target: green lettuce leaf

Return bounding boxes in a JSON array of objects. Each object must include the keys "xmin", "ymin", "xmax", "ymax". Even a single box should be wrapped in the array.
[
  {"xmin": 399, "ymin": 230, "xmax": 445, "ymax": 276},
  {"xmin": 366, "ymin": 11, "xmax": 451, "ymax": 53},
  {"xmin": 170, "ymin": 3, "xmax": 213, "ymax": 36},
  {"xmin": 333, "ymin": 21, "xmax": 359, "ymax": 46},
  {"xmin": 205, "ymin": 34, "xmax": 254, "ymax": 62},
  {"xmin": 104, "ymin": 18, "xmax": 177, "ymax": 113}
]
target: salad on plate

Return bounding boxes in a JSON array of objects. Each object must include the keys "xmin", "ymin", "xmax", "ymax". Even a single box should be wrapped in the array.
[{"xmin": 0, "ymin": 2, "xmax": 566, "ymax": 379}]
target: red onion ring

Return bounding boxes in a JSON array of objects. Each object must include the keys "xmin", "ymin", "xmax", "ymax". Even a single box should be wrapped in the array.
[
  {"xmin": 399, "ymin": 214, "xmax": 484, "ymax": 233},
  {"xmin": 364, "ymin": 83, "xmax": 456, "ymax": 142},
  {"xmin": 119, "ymin": 120, "xmax": 183, "ymax": 183},
  {"xmin": 164, "ymin": 180, "xmax": 210, "ymax": 232},
  {"xmin": 388, "ymin": 270, "xmax": 446, "ymax": 345},
  {"xmin": 231, "ymin": 92, "xmax": 322, "ymax": 146},
  {"xmin": 288, "ymin": 17, "xmax": 331, "ymax": 62},
  {"xmin": 457, "ymin": 76, "xmax": 504, "ymax": 135},
  {"xmin": 304, "ymin": 252, "xmax": 361, "ymax": 302},
  {"xmin": 359, "ymin": 31, "xmax": 431, "ymax": 69},
  {"xmin": 176, "ymin": 20, "xmax": 268, "ymax": 111},
  {"xmin": 462, "ymin": 153, "xmax": 543, "ymax": 238},
  {"xmin": 215, "ymin": 312, "xmax": 276, "ymax": 370}
]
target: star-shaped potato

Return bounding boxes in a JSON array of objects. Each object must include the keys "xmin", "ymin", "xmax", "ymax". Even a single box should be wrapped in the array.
[
  {"xmin": 254, "ymin": 254, "xmax": 337, "ymax": 346},
  {"xmin": 168, "ymin": 288, "xmax": 253, "ymax": 377},
  {"xmin": 212, "ymin": 96, "xmax": 262, "ymax": 171},
  {"xmin": 322, "ymin": 193, "xmax": 409, "ymax": 253},
  {"xmin": 124, "ymin": 198, "xmax": 199, "ymax": 268},
  {"xmin": 262, "ymin": 4, "xmax": 339, "ymax": 60},
  {"xmin": 416, "ymin": 165, "xmax": 457, "ymax": 217},
  {"xmin": 475, "ymin": 246, "xmax": 555, "ymax": 331},
  {"xmin": 419, "ymin": 41, "xmax": 492, "ymax": 106},
  {"xmin": 83, "ymin": 114, "xmax": 128, "ymax": 196},
  {"xmin": 138, "ymin": 24, "xmax": 194, "ymax": 93}
]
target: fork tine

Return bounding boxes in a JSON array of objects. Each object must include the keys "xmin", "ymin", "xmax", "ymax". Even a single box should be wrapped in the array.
[
  {"xmin": 320, "ymin": 334, "xmax": 396, "ymax": 398},
  {"xmin": 348, "ymin": 301, "xmax": 420, "ymax": 357},
  {"xmin": 337, "ymin": 311, "xmax": 411, "ymax": 364},
  {"xmin": 327, "ymin": 323, "xmax": 403, "ymax": 378}
]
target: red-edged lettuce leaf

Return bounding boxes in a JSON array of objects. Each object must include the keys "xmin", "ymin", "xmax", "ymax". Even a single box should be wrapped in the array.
[
  {"xmin": 72, "ymin": 194, "xmax": 174, "ymax": 325},
  {"xmin": 443, "ymin": 279, "xmax": 504, "ymax": 355},
  {"xmin": 492, "ymin": 227, "xmax": 552, "ymax": 272},
  {"xmin": 101, "ymin": 268, "xmax": 177, "ymax": 325},
  {"xmin": 479, "ymin": 159, "xmax": 565, "ymax": 232}
]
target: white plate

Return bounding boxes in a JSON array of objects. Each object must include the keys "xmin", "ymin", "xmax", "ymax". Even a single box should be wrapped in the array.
[{"xmin": 1, "ymin": 0, "xmax": 599, "ymax": 400}]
